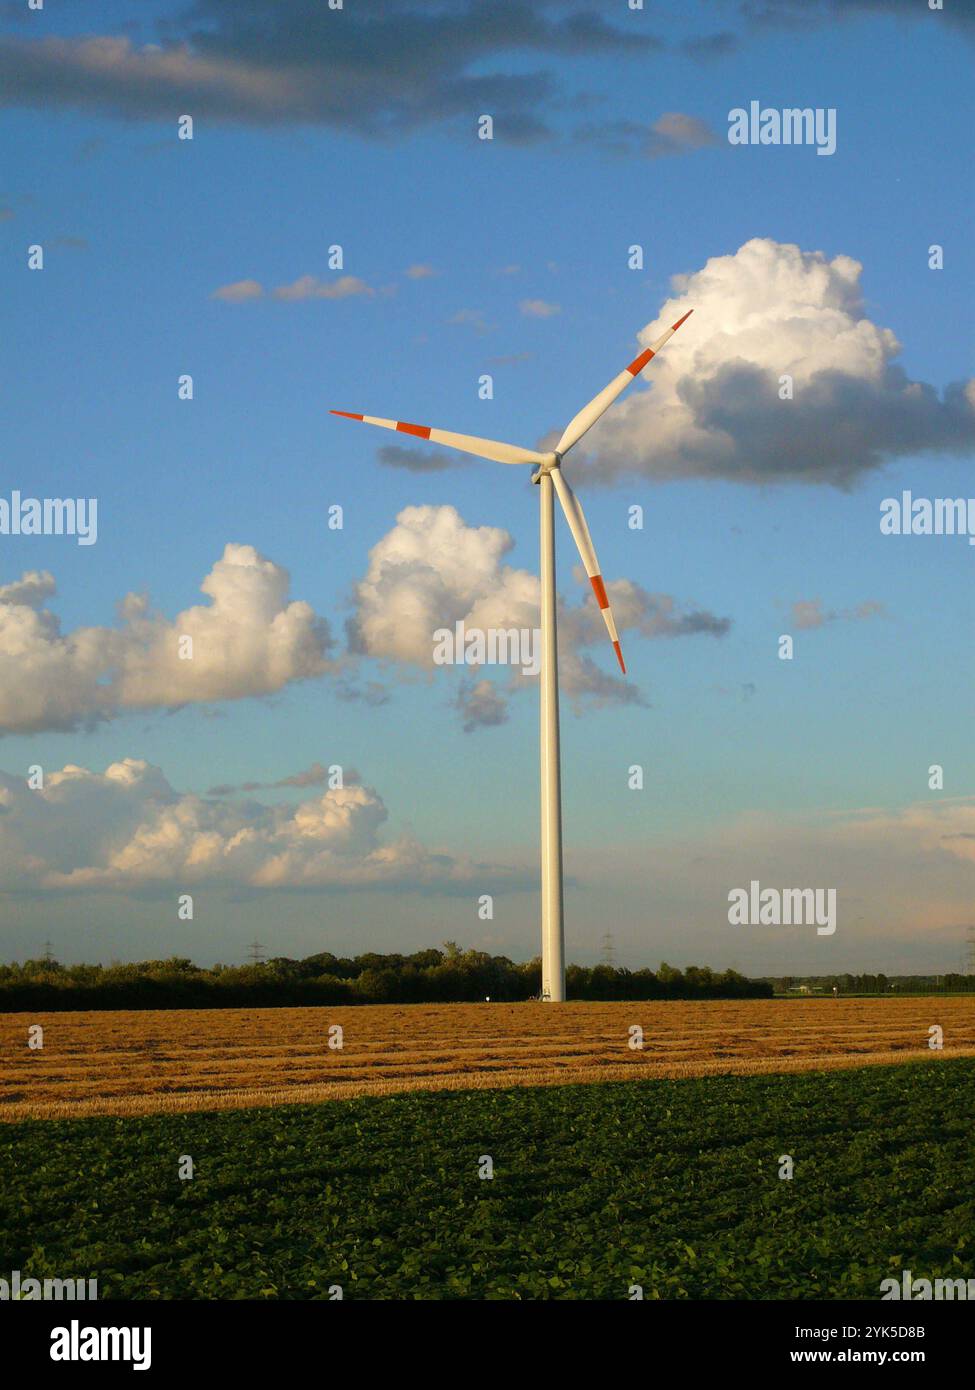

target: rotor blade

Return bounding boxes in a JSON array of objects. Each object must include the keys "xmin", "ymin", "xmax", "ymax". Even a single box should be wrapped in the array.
[
  {"xmin": 555, "ymin": 309, "xmax": 693, "ymax": 456},
  {"xmin": 549, "ymin": 468, "xmax": 626, "ymax": 675},
  {"xmin": 330, "ymin": 411, "xmax": 545, "ymax": 466}
]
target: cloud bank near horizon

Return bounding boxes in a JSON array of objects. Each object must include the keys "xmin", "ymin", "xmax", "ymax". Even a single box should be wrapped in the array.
[{"xmin": 0, "ymin": 758, "xmax": 523, "ymax": 894}]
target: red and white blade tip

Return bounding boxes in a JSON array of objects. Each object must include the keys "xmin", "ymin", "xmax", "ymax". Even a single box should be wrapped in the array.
[
  {"xmin": 589, "ymin": 574, "xmax": 626, "ymax": 675},
  {"xmin": 331, "ymin": 409, "xmax": 433, "ymax": 440},
  {"xmin": 625, "ymin": 307, "xmax": 693, "ymax": 376}
]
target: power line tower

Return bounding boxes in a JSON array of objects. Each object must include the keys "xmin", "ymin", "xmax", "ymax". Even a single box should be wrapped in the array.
[
  {"xmin": 43, "ymin": 939, "xmax": 54, "ymax": 964},
  {"xmin": 247, "ymin": 940, "xmax": 266, "ymax": 964},
  {"xmin": 965, "ymin": 926, "xmax": 975, "ymax": 977},
  {"xmin": 600, "ymin": 930, "xmax": 616, "ymax": 968}
]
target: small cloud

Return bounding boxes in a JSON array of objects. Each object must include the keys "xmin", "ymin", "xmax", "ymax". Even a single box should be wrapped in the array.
[
  {"xmin": 792, "ymin": 598, "xmax": 827, "ymax": 631},
  {"xmin": 519, "ymin": 299, "xmax": 561, "ymax": 318},
  {"xmin": 405, "ymin": 263, "xmax": 437, "ymax": 280},
  {"xmin": 211, "ymin": 278, "xmax": 264, "ymax": 303},
  {"xmin": 206, "ymin": 762, "xmax": 361, "ymax": 796},
  {"xmin": 852, "ymin": 600, "xmax": 886, "ymax": 622},
  {"xmin": 495, "ymin": 264, "xmax": 521, "ymax": 276},
  {"xmin": 335, "ymin": 678, "xmax": 390, "ymax": 707},
  {"xmin": 277, "ymin": 762, "xmax": 332, "ymax": 789},
  {"xmin": 448, "ymin": 308, "xmax": 492, "ymax": 335},
  {"xmin": 791, "ymin": 598, "xmax": 886, "ymax": 630},
  {"xmin": 575, "ymin": 112, "xmax": 718, "ymax": 160},
  {"xmin": 651, "ymin": 112, "xmax": 718, "ymax": 152},
  {"xmin": 456, "ymin": 677, "xmax": 509, "ymax": 734},
  {"xmin": 377, "ymin": 444, "xmax": 460, "ymax": 473},
  {"xmin": 273, "ymin": 274, "xmax": 375, "ymax": 302},
  {"xmin": 0, "ymin": 570, "xmax": 56, "ymax": 608}
]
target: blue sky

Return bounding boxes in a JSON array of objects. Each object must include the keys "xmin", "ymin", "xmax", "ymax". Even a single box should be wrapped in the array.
[{"xmin": 1, "ymin": 0, "xmax": 973, "ymax": 973}]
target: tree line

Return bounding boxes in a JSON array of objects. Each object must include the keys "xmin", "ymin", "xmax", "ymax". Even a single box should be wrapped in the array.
[
  {"xmin": 764, "ymin": 973, "xmax": 975, "ymax": 995},
  {"xmin": 0, "ymin": 944, "xmax": 773, "ymax": 1011}
]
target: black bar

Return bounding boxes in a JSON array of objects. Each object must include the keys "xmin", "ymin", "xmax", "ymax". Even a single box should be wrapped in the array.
[{"xmin": 3, "ymin": 1299, "xmax": 964, "ymax": 1375}]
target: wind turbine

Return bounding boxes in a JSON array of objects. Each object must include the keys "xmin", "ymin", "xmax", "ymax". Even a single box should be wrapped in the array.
[{"xmin": 331, "ymin": 309, "xmax": 693, "ymax": 1001}]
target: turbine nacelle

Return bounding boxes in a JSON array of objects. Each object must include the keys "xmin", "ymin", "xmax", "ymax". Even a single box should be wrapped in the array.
[{"xmin": 530, "ymin": 452, "xmax": 561, "ymax": 483}]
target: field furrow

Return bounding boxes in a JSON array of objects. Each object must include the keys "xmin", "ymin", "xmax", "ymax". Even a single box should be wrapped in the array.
[{"xmin": 2, "ymin": 996, "xmax": 973, "ymax": 1119}]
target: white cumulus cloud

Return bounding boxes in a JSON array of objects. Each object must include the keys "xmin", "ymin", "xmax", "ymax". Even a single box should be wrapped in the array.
[
  {"xmin": 584, "ymin": 237, "xmax": 975, "ymax": 485},
  {"xmin": 348, "ymin": 504, "xmax": 729, "ymax": 724},
  {"xmin": 0, "ymin": 543, "xmax": 332, "ymax": 735},
  {"xmin": 0, "ymin": 758, "xmax": 514, "ymax": 892}
]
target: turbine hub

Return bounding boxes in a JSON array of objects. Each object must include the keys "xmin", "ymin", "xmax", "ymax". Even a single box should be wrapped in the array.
[{"xmin": 531, "ymin": 452, "xmax": 560, "ymax": 484}]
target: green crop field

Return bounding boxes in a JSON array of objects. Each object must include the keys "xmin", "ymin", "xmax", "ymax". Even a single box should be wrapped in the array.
[{"xmin": 3, "ymin": 1058, "xmax": 973, "ymax": 1300}]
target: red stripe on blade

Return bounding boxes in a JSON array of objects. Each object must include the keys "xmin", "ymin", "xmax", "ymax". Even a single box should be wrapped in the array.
[
  {"xmin": 626, "ymin": 348, "xmax": 654, "ymax": 376},
  {"xmin": 613, "ymin": 641, "xmax": 626, "ymax": 675},
  {"xmin": 590, "ymin": 575, "xmax": 610, "ymax": 610},
  {"xmin": 671, "ymin": 309, "xmax": 693, "ymax": 331},
  {"xmin": 331, "ymin": 410, "xmax": 364, "ymax": 420},
  {"xmin": 396, "ymin": 420, "xmax": 432, "ymax": 439}
]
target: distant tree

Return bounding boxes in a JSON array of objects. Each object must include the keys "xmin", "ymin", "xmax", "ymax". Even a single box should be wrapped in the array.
[{"xmin": 0, "ymin": 947, "xmax": 782, "ymax": 1009}]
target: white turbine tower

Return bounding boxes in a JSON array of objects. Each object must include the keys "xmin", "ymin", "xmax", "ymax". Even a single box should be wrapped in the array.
[{"xmin": 332, "ymin": 310, "xmax": 693, "ymax": 1001}]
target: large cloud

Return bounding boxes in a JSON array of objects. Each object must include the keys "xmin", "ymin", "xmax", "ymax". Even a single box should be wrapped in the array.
[
  {"xmin": 348, "ymin": 504, "xmax": 730, "ymax": 724},
  {"xmin": 0, "ymin": 544, "xmax": 331, "ymax": 735},
  {"xmin": 0, "ymin": 758, "xmax": 509, "ymax": 892},
  {"xmin": 585, "ymin": 239, "xmax": 975, "ymax": 486},
  {"xmin": 0, "ymin": 1, "xmax": 658, "ymax": 139}
]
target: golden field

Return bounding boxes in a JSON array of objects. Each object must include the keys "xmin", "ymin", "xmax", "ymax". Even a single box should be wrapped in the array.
[{"xmin": 2, "ymin": 996, "xmax": 974, "ymax": 1121}]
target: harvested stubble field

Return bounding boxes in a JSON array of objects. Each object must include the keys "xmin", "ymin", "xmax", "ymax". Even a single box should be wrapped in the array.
[{"xmin": 3, "ymin": 995, "xmax": 974, "ymax": 1121}]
